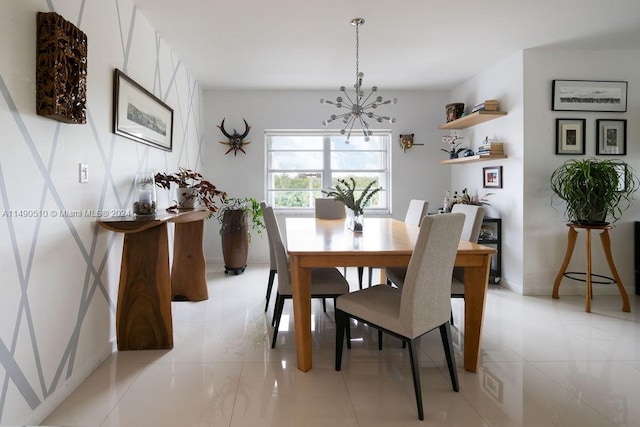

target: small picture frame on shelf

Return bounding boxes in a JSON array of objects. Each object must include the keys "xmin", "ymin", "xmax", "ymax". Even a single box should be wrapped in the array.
[
  {"xmin": 596, "ymin": 119, "xmax": 626, "ymax": 155},
  {"xmin": 555, "ymin": 118, "xmax": 585, "ymax": 155},
  {"xmin": 483, "ymin": 166, "xmax": 502, "ymax": 189}
]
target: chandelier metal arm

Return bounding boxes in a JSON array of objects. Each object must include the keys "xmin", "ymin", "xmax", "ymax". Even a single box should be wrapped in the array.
[{"xmin": 320, "ymin": 17, "xmax": 397, "ymax": 143}]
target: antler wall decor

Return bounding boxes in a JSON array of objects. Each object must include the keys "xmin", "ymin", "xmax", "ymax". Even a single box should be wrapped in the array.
[{"xmin": 217, "ymin": 118, "xmax": 251, "ymax": 156}]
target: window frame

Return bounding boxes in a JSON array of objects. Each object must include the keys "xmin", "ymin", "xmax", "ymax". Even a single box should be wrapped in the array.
[{"xmin": 265, "ymin": 129, "xmax": 392, "ymax": 214}]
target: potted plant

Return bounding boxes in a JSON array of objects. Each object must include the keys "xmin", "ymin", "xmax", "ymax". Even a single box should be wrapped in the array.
[
  {"xmin": 214, "ymin": 197, "xmax": 265, "ymax": 275},
  {"xmin": 550, "ymin": 158, "xmax": 638, "ymax": 225},
  {"xmin": 323, "ymin": 177, "xmax": 382, "ymax": 232},
  {"xmin": 154, "ymin": 167, "xmax": 226, "ymax": 212}
]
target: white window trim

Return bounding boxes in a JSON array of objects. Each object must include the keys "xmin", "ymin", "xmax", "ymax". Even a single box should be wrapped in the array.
[{"xmin": 265, "ymin": 129, "xmax": 392, "ymax": 215}]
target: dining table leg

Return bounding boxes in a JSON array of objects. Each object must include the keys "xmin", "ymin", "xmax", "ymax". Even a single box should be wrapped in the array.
[
  {"xmin": 462, "ymin": 254, "xmax": 491, "ymax": 372},
  {"xmin": 290, "ymin": 255, "xmax": 312, "ymax": 372}
]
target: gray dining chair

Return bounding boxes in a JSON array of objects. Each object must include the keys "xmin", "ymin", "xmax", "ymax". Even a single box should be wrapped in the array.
[
  {"xmin": 448, "ymin": 204, "xmax": 485, "ymax": 299},
  {"xmin": 380, "ymin": 199, "xmax": 429, "ymax": 288},
  {"xmin": 386, "ymin": 203, "xmax": 483, "ymax": 290},
  {"xmin": 263, "ymin": 204, "xmax": 350, "ymax": 348},
  {"xmin": 314, "ymin": 198, "xmax": 346, "ymax": 219},
  {"xmin": 260, "ymin": 201, "xmax": 277, "ymax": 312},
  {"xmin": 335, "ymin": 213, "xmax": 465, "ymax": 421},
  {"xmin": 315, "ymin": 197, "xmax": 367, "ymax": 288}
]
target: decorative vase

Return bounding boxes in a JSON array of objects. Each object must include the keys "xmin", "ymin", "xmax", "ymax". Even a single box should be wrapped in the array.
[
  {"xmin": 449, "ymin": 152, "xmax": 459, "ymax": 159},
  {"xmin": 177, "ymin": 187, "xmax": 198, "ymax": 209},
  {"xmin": 221, "ymin": 210, "xmax": 249, "ymax": 274},
  {"xmin": 347, "ymin": 209, "xmax": 364, "ymax": 232},
  {"xmin": 133, "ymin": 173, "xmax": 157, "ymax": 216}
]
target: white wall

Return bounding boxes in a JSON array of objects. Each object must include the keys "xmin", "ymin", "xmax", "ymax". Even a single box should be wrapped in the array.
[
  {"xmin": 0, "ymin": 1, "xmax": 203, "ymax": 423},
  {"xmin": 202, "ymin": 89, "xmax": 451, "ymax": 263},
  {"xmin": 523, "ymin": 48, "xmax": 640, "ymax": 295},
  {"xmin": 449, "ymin": 52, "xmax": 525, "ymax": 293}
]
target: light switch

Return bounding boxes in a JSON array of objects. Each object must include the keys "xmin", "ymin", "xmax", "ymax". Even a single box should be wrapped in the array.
[{"xmin": 79, "ymin": 163, "xmax": 89, "ymax": 183}]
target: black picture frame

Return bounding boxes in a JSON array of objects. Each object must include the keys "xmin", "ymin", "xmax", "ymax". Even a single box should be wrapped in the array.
[
  {"xmin": 596, "ymin": 119, "xmax": 626, "ymax": 156},
  {"xmin": 552, "ymin": 80, "xmax": 628, "ymax": 112},
  {"xmin": 483, "ymin": 166, "xmax": 502, "ymax": 189},
  {"xmin": 113, "ymin": 69, "xmax": 173, "ymax": 151},
  {"xmin": 555, "ymin": 118, "xmax": 585, "ymax": 155}
]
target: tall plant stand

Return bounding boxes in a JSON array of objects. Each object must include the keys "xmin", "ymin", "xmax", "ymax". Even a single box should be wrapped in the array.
[{"xmin": 552, "ymin": 223, "xmax": 630, "ymax": 313}]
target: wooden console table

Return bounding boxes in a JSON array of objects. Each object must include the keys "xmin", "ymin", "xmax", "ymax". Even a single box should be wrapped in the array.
[
  {"xmin": 552, "ymin": 223, "xmax": 630, "ymax": 313},
  {"xmin": 99, "ymin": 209, "xmax": 211, "ymax": 350}
]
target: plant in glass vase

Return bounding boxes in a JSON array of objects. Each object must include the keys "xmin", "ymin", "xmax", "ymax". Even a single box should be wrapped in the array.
[
  {"xmin": 323, "ymin": 177, "xmax": 382, "ymax": 232},
  {"xmin": 154, "ymin": 167, "xmax": 226, "ymax": 212}
]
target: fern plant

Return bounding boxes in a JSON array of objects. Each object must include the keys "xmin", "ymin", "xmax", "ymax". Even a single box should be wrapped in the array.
[{"xmin": 323, "ymin": 177, "xmax": 382, "ymax": 215}]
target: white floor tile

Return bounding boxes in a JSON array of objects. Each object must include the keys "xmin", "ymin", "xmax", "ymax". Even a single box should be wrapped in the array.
[{"xmin": 42, "ymin": 263, "xmax": 640, "ymax": 427}]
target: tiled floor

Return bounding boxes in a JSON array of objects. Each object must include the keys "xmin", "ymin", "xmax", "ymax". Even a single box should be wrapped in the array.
[{"xmin": 44, "ymin": 264, "xmax": 640, "ymax": 426}]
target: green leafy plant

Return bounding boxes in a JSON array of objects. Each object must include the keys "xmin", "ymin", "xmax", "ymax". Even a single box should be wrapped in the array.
[
  {"xmin": 322, "ymin": 177, "xmax": 382, "ymax": 215},
  {"xmin": 215, "ymin": 197, "xmax": 265, "ymax": 241},
  {"xmin": 154, "ymin": 167, "xmax": 227, "ymax": 212},
  {"xmin": 550, "ymin": 158, "xmax": 638, "ymax": 224}
]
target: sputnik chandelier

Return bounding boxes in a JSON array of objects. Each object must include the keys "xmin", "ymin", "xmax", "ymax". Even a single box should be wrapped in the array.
[{"xmin": 320, "ymin": 18, "xmax": 397, "ymax": 143}]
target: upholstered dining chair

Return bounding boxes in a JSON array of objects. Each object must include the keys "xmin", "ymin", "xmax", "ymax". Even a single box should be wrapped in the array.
[
  {"xmin": 263, "ymin": 204, "xmax": 350, "ymax": 348},
  {"xmin": 335, "ymin": 213, "xmax": 465, "ymax": 421},
  {"xmin": 386, "ymin": 203, "xmax": 483, "ymax": 290},
  {"xmin": 260, "ymin": 201, "xmax": 277, "ymax": 312},
  {"xmin": 380, "ymin": 199, "xmax": 429, "ymax": 288},
  {"xmin": 448, "ymin": 204, "xmax": 485, "ymax": 300},
  {"xmin": 314, "ymin": 197, "xmax": 367, "ymax": 288},
  {"xmin": 314, "ymin": 197, "xmax": 346, "ymax": 219}
]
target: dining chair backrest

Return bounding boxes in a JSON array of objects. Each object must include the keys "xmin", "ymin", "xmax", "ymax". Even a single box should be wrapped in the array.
[
  {"xmin": 450, "ymin": 204, "xmax": 485, "ymax": 242},
  {"xmin": 262, "ymin": 205, "xmax": 292, "ymax": 294},
  {"xmin": 404, "ymin": 199, "xmax": 429, "ymax": 226},
  {"xmin": 260, "ymin": 201, "xmax": 277, "ymax": 271},
  {"xmin": 315, "ymin": 198, "xmax": 346, "ymax": 219},
  {"xmin": 400, "ymin": 213, "xmax": 465, "ymax": 337}
]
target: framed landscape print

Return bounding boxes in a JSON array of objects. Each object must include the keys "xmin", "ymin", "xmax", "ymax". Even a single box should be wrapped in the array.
[
  {"xmin": 552, "ymin": 80, "xmax": 628, "ymax": 112},
  {"xmin": 596, "ymin": 119, "xmax": 626, "ymax": 155},
  {"xmin": 555, "ymin": 118, "xmax": 585, "ymax": 155},
  {"xmin": 113, "ymin": 69, "xmax": 173, "ymax": 151}
]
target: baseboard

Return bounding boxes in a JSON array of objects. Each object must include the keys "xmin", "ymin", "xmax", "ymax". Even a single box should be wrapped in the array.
[{"xmin": 26, "ymin": 338, "xmax": 116, "ymax": 425}]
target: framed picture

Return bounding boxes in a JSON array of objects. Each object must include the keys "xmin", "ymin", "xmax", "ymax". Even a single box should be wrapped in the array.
[
  {"xmin": 556, "ymin": 118, "xmax": 585, "ymax": 155},
  {"xmin": 596, "ymin": 119, "xmax": 626, "ymax": 155},
  {"xmin": 113, "ymin": 69, "xmax": 173, "ymax": 151},
  {"xmin": 483, "ymin": 166, "xmax": 502, "ymax": 189},
  {"xmin": 552, "ymin": 80, "xmax": 628, "ymax": 112}
]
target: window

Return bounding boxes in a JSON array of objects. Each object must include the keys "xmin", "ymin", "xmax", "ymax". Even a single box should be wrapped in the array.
[{"xmin": 265, "ymin": 130, "xmax": 391, "ymax": 213}]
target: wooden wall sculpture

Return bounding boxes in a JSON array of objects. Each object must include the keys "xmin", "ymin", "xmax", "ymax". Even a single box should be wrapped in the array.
[{"xmin": 36, "ymin": 12, "xmax": 87, "ymax": 124}]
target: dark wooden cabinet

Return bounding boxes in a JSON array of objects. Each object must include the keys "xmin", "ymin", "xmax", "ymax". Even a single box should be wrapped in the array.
[{"xmin": 478, "ymin": 218, "xmax": 501, "ymax": 284}]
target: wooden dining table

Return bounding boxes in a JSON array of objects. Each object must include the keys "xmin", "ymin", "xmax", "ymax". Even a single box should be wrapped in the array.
[{"xmin": 285, "ymin": 217, "xmax": 495, "ymax": 373}]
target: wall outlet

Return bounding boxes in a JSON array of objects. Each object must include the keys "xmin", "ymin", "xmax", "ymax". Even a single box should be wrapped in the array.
[{"xmin": 79, "ymin": 163, "xmax": 89, "ymax": 183}]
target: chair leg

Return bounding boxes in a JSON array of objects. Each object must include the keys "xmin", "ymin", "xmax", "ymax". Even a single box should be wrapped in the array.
[
  {"xmin": 271, "ymin": 292, "xmax": 280, "ymax": 326},
  {"xmin": 271, "ymin": 296, "xmax": 285, "ymax": 348},
  {"xmin": 368, "ymin": 267, "xmax": 373, "ymax": 287},
  {"xmin": 335, "ymin": 309, "xmax": 347, "ymax": 370},
  {"xmin": 439, "ymin": 322, "xmax": 460, "ymax": 392},
  {"xmin": 345, "ymin": 317, "xmax": 351, "ymax": 349},
  {"xmin": 378, "ymin": 329, "xmax": 383, "ymax": 350},
  {"xmin": 357, "ymin": 267, "xmax": 364, "ymax": 290},
  {"xmin": 264, "ymin": 269, "xmax": 276, "ymax": 312},
  {"xmin": 407, "ymin": 338, "xmax": 424, "ymax": 421},
  {"xmin": 450, "ymin": 310, "xmax": 454, "ymax": 326},
  {"xmin": 322, "ymin": 298, "xmax": 327, "ymax": 313}
]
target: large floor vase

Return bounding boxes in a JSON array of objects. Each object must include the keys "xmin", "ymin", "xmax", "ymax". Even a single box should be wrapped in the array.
[{"xmin": 221, "ymin": 209, "xmax": 249, "ymax": 275}]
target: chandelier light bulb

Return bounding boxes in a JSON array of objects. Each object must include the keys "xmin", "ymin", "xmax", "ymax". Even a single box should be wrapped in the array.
[{"xmin": 320, "ymin": 17, "xmax": 398, "ymax": 142}]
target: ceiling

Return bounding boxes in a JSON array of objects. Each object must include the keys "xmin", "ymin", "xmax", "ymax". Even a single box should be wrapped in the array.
[{"xmin": 131, "ymin": 0, "xmax": 640, "ymax": 91}]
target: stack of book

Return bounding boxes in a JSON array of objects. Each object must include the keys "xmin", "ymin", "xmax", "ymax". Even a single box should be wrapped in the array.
[
  {"xmin": 471, "ymin": 99, "xmax": 499, "ymax": 113},
  {"xmin": 478, "ymin": 141, "xmax": 504, "ymax": 156}
]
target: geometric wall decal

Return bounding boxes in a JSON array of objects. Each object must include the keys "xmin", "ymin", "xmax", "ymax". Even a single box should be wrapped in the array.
[{"xmin": 36, "ymin": 12, "xmax": 87, "ymax": 124}]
